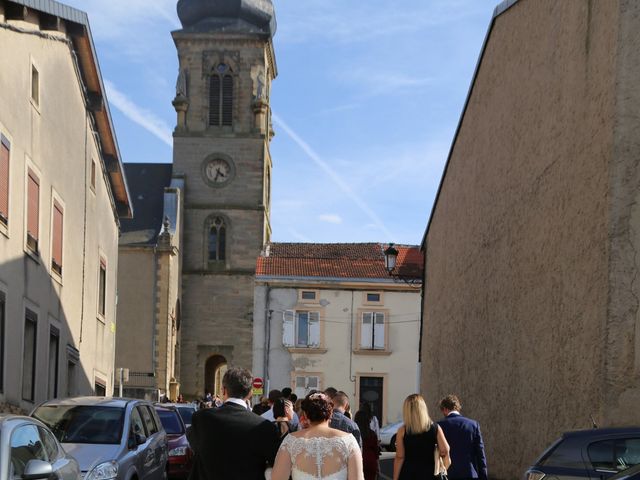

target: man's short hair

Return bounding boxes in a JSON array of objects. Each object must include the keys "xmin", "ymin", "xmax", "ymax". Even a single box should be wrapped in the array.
[
  {"xmin": 222, "ymin": 367, "xmax": 253, "ymax": 399},
  {"xmin": 281, "ymin": 387, "xmax": 292, "ymax": 399},
  {"xmin": 324, "ymin": 387, "xmax": 338, "ymax": 399},
  {"xmin": 439, "ymin": 394, "xmax": 462, "ymax": 412},
  {"xmin": 268, "ymin": 389, "xmax": 283, "ymax": 403},
  {"xmin": 332, "ymin": 392, "xmax": 349, "ymax": 409}
]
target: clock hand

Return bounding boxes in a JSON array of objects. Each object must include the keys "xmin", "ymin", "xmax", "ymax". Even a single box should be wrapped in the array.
[{"xmin": 216, "ymin": 168, "xmax": 226, "ymax": 178}]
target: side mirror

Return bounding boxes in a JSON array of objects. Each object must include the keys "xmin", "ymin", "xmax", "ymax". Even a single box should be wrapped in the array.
[{"xmin": 22, "ymin": 460, "xmax": 53, "ymax": 480}]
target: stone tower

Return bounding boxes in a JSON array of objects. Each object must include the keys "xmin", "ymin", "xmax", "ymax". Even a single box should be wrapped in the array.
[{"xmin": 171, "ymin": 0, "xmax": 276, "ymax": 398}]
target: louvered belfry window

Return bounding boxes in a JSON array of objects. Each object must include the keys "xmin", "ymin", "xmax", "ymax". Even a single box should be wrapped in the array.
[
  {"xmin": 209, "ymin": 64, "xmax": 233, "ymax": 127},
  {"xmin": 208, "ymin": 217, "xmax": 226, "ymax": 262}
]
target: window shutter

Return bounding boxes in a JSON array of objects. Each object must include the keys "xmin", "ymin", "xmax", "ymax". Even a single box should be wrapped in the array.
[
  {"xmin": 222, "ymin": 75, "xmax": 233, "ymax": 126},
  {"xmin": 361, "ymin": 313, "xmax": 373, "ymax": 349},
  {"xmin": 52, "ymin": 201, "xmax": 63, "ymax": 274},
  {"xmin": 209, "ymin": 76, "xmax": 221, "ymax": 126},
  {"xmin": 309, "ymin": 312, "xmax": 320, "ymax": 347},
  {"xmin": 0, "ymin": 140, "xmax": 9, "ymax": 223},
  {"xmin": 27, "ymin": 169, "xmax": 39, "ymax": 242},
  {"xmin": 374, "ymin": 312, "xmax": 385, "ymax": 350},
  {"xmin": 307, "ymin": 376, "xmax": 319, "ymax": 390},
  {"xmin": 282, "ymin": 310, "xmax": 294, "ymax": 347}
]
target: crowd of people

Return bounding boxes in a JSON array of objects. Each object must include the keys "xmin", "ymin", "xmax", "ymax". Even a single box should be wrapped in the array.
[{"xmin": 187, "ymin": 366, "xmax": 488, "ymax": 480}]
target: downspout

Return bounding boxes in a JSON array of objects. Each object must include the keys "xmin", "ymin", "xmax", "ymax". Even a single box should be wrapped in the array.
[
  {"xmin": 263, "ymin": 284, "xmax": 271, "ymax": 392},
  {"xmin": 417, "ymin": 246, "xmax": 427, "ymax": 393},
  {"xmin": 349, "ymin": 290, "xmax": 356, "ymax": 389}
]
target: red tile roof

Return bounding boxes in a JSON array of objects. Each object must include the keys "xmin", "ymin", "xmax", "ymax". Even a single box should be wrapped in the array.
[{"xmin": 256, "ymin": 243, "xmax": 423, "ymax": 280}]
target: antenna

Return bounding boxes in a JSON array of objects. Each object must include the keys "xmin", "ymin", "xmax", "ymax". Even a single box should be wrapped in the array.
[{"xmin": 590, "ymin": 414, "xmax": 598, "ymax": 429}]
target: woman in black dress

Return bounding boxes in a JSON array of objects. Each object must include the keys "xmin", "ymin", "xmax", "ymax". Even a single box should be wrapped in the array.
[{"xmin": 393, "ymin": 394, "xmax": 450, "ymax": 480}]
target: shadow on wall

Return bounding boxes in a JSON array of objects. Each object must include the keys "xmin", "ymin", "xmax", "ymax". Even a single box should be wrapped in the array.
[{"xmin": 0, "ymin": 256, "xmax": 94, "ymax": 414}]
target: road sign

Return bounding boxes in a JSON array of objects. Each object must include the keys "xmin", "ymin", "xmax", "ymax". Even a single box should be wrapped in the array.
[{"xmin": 253, "ymin": 377, "xmax": 264, "ymax": 389}]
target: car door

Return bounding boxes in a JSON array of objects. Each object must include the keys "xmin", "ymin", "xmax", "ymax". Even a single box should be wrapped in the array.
[
  {"xmin": 120, "ymin": 406, "xmax": 147, "ymax": 480},
  {"xmin": 9, "ymin": 424, "xmax": 49, "ymax": 480},
  {"xmin": 145, "ymin": 406, "xmax": 167, "ymax": 480},
  {"xmin": 138, "ymin": 405, "xmax": 163, "ymax": 480},
  {"xmin": 586, "ymin": 437, "xmax": 640, "ymax": 479},
  {"xmin": 38, "ymin": 426, "xmax": 80, "ymax": 480}
]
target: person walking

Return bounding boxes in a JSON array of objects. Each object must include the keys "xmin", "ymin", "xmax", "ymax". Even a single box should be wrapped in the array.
[
  {"xmin": 263, "ymin": 389, "xmax": 300, "ymax": 430},
  {"xmin": 393, "ymin": 394, "xmax": 450, "ymax": 480},
  {"xmin": 437, "ymin": 395, "xmax": 488, "ymax": 480},
  {"xmin": 271, "ymin": 392, "xmax": 364, "ymax": 480},
  {"xmin": 188, "ymin": 367, "xmax": 280, "ymax": 480},
  {"xmin": 329, "ymin": 392, "xmax": 362, "ymax": 447},
  {"xmin": 354, "ymin": 410, "xmax": 380, "ymax": 480},
  {"xmin": 273, "ymin": 398, "xmax": 294, "ymax": 442}
]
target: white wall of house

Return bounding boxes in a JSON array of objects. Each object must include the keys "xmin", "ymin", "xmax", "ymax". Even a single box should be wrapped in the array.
[
  {"xmin": 0, "ymin": 12, "xmax": 122, "ymax": 411},
  {"xmin": 254, "ymin": 281, "xmax": 421, "ymax": 425}
]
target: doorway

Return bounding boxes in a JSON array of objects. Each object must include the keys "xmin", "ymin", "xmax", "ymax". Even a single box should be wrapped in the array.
[
  {"xmin": 359, "ymin": 376, "xmax": 384, "ymax": 425},
  {"xmin": 204, "ymin": 355, "xmax": 227, "ymax": 398}
]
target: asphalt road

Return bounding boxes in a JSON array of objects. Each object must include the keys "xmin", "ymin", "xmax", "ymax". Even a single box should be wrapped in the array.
[{"xmin": 379, "ymin": 452, "xmax": 395, "ymax": 480}]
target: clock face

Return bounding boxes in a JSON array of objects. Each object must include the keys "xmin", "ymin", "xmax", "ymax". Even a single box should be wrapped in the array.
[{"xmin": 203, "ymin": 157, "xmax": 234, "ymax": 186}]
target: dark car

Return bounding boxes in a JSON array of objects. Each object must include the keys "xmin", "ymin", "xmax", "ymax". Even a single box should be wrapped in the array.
[
  {"xmin": 611, "ymin": 463, "xmax": 640, "ymax": 480},
  {"xmin": 524, "ymin": 427, "xmax": 640, "ymax": 480},
  {"xmin": 154, "ymin": 405, "xmax": 193, "ymax": 479}
]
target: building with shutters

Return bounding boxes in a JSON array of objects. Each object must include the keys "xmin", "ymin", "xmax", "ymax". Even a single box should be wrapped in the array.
[
  {"xmin": 0, "ymin": 0, "xmax": 132, "ymax": 412},
  {"xmin": 253, "ymin": 243, "xmax": 423, "ymax": 425}
]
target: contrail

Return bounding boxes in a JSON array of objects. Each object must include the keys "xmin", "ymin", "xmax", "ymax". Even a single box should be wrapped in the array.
[
  {"xmin": 272, "ymin": 114, "xmax": 394, "ymax": 241},
  {"xmin": 104, "ymin": 80, "xmax": 173, "ymax": 148}
]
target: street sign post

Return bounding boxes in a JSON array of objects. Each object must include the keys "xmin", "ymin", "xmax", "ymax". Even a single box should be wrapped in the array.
[{"xmin": 252, "ymin": 377, "xmax": 264, "ymax": 396}]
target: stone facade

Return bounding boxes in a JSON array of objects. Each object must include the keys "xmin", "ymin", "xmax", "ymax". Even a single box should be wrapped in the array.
[
  {"xmin": 172, "ymin": 26, "xmax": 276, "ymax": 397},
  {"xmin": 0, "ymin": 1, "xmax": 131, "ymax": 411},
  {"xmin": 421, "ymin": 1, "xmax": 640, "ymax": 478}
]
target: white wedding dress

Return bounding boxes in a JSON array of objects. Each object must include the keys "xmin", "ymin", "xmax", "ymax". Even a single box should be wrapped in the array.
[{"xmin": 276, "ymin": 434, "xmax": 363, "ymax": 480}]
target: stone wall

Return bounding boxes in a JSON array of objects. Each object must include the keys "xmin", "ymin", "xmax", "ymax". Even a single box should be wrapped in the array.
[{"xmin": 421, "ymin": 1, "xmax": 618, "ymax": 478}]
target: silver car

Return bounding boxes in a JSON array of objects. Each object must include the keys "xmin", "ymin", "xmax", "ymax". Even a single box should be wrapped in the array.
[
  {"xmin": 32, "ymin": 397, "xmax": 168, "ymax": 480},
  {"xmin": 1, "ymin": 414, "xmax": 80, "ymax": 480}
]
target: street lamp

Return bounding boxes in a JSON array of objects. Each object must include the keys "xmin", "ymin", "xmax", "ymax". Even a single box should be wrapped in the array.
[{"xmin": 384, "ymin": 243, "xmax": 420, "ymax": 287}]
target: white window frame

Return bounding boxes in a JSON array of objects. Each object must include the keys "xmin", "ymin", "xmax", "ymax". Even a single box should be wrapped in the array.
[
  {"xmin": 283, "ymin": 310, "xmax": 321, "ymax": 348},
  {"xmin": 360, "ymin": 311, "xmax": 386, "ymax": 350},
  {"xmin": 292, "ymin": 374, "xmax": 322, "ymax": 399}
]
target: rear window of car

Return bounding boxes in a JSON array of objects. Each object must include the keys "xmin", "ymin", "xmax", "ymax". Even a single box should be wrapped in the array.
[
  {"xmin": 157, "ymin": 410, "xmax": 184, "ymax": 435},
  {"xmin": 176, "ymin": 407, "xmax": 194, "ymax": 425},
  {"xmin": 588, "ymin": 438, "xmax": 640, "ymax": 472},
  {"xmin": 539, "ymin": 438, "xmax": 586, "ymax": 469},
  {"xmin": 34, "ymin": 405, "xmax": 124, "ymax": 445}
]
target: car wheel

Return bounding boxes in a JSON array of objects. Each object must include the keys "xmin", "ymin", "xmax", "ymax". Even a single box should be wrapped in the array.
[{"xmin": 388, "ymin": 435, "xmax": 397, "ymax": 452}]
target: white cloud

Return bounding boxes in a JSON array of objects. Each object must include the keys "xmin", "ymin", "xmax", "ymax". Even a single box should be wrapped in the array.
[
  {"xmin": 319, "ymin": 214, "xmax": 343, "ymax": 224},
  {"xmin": 104, "ymin": 80, "xmax": 173, "ymax": 148}
]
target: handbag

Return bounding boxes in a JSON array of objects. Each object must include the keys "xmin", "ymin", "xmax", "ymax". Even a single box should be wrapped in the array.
[{"xmin": 434, "ymin": 446, "xmax": 449, "ymax": 480}]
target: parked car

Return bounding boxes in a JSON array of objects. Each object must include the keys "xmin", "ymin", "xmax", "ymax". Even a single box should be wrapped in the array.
[
  {"xmin": 524, "ymin": 427, "xmax": 640, "ymax": 480},
  {"xmin": 1, "ymin": 414, "xmax": 81, "ymax": 480},
  {"xmin": 160, "ymin": 403, "xmax": 197, "ymax": 429},
  {"xmin": 379, "ymin": 422, "xmax": 402, "ymax": 452},
  {"xmin": 154, "ymin": 405, "xmax": 193, "ymax": 479},
  {"xmin": 32, "ymin": 397, "xmax": 168, "ymax": 480}
]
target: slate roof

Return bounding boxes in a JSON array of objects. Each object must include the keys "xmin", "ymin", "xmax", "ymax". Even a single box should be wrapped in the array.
[
  {"xmin": 257, "ymin": 243, "xmax": 423, "ymax": 281},
  {"xmin": 119, "ymin": 163, "xmax": 173, "ymax": 246}
]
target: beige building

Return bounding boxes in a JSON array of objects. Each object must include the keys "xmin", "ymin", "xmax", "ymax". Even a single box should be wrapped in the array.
[
  {"xmin": 171, "ymin": 0, "xmax": 277, "ymax": 398},
  {"xmin": 254, "ymin": 243, "xmax": 423, "ymax": 425},
  {"xmin": 115, "ymin": 164, "xmax": 183, "ymax": 401},
  {"xmin": 0, "ymin": 0, "xmax": 131, "ymax": 412},
  {"xmin": 421, "ymin": 0, "xmax": 640, "ymax": 478}
]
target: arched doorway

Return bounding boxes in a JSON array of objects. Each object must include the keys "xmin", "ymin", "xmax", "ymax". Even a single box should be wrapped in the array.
[{"xmin": 204, "ymin": 355, "xmax": 227, "ymax": 398}]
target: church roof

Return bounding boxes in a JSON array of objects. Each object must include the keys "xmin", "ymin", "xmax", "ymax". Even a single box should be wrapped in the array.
[
  {"xmin": 119, "ymin": 163, "xmax": 173, "ymax": 246},
  {"xmin": 256, "ymin": 243, "xmax": 423, "ymax": 282},
  {"xmin": 176, "ymin": 0, "xmax": 276, "ymax": 37}
]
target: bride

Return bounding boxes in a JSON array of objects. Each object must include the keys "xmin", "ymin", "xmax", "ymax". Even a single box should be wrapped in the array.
[{"xmin": 270, "ymin": 392, "xmax": 364, "ymax": 480}]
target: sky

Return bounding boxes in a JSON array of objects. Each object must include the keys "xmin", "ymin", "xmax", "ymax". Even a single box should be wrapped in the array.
[{"xmin": 63, "ymin": 0, "xmax": 498, "ymax": 245}]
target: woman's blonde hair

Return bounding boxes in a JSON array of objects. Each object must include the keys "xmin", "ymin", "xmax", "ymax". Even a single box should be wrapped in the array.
[{"xmin": 402, "ymin": 394, "xmax": 433, "ymax": 434}]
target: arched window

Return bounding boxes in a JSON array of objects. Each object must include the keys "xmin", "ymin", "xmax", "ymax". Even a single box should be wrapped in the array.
[
  {"xmin": 209, "ymin": 64, "xmax": 233, "ymax": 127},
  {"xmin": 208, "ymin": 217, "xmax": 226, "ymax": 261}
]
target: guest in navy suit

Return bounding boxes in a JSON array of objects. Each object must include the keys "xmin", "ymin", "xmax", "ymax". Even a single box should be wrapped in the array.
[{"xmin": 437, "ymin": 395, "xmax": 488, "ymax": 480}]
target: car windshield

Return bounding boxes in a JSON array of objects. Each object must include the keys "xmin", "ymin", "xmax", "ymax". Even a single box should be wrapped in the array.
[
  {"xmin": 34, "ymin": 405, "xmax": 124, "ymax": 445},
  {"xmin": 176, "ymin": 407, "xmax": 194, "ymax": 425},
  {"xmin": 157, "ymin": 410, "xmax": 184, "ymax": 435}
]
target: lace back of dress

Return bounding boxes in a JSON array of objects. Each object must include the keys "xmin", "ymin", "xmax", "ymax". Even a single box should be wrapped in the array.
[{"xmin": 282, "ymin": 435, "xmax": 356, "ymax": 480}]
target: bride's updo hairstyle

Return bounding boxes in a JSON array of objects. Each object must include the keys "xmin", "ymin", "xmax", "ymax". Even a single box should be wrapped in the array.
[{"xmin": 301, "ymin": 391, "xmax": 333, "ymax": 423}]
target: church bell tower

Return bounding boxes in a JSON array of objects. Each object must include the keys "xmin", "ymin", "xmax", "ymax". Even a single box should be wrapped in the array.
[{"xmin": 171, "ymin": 0, "xmax": 276, "ymax": 398}]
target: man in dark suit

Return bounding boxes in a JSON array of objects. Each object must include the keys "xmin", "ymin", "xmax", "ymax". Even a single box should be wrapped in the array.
[
  {"xmin": 326, "ymin": 390, "xmax": 362, "ymax": 447},
  {"xmin": 188, "ymin": 367, "xmax": 280, "ymax": 480},
  {"xmin": 437, "ymin": 395, "xmax": 488, "ymax": 480}
]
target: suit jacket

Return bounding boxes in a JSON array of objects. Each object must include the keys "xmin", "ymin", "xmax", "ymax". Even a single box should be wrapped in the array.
[
  {"xmin": 188, "ymin": 402, "xmax": 280, "ymax": 480},
  {"xmin": 438, "ymin": 413, "xmax": 488, "ymax": 480},
  {"xmin": 329, "ymin": 410, "xmax": 362, "ymax": 447}
]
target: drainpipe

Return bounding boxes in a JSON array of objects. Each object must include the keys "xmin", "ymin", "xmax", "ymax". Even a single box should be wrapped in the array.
[
  {"xmin": 417, "ymin": 247, "xmax": 426, "ymax": 394},
  {"xmin": 263, "ymin": 284, "xmax": 271, "ymax": 392}
]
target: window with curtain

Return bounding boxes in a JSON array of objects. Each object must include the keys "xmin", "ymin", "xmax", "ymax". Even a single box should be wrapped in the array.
[
  {"xmin": 283, "ymin": 310, "xmax": 320, "ymax": 348},
  {"xmin": 26, "ymin": 168, "xmax": 40, "ymax": 253},
  {"xmin": 208, "ymin": 217, "xmax": 226, "ymax": 262},
  {"xmin": 209, "ymin": 64, "xmax": 233, "ymax": 127},
  {"xmin": 361, "ymin": 312, "xmax": 385, "ymax": 350}
]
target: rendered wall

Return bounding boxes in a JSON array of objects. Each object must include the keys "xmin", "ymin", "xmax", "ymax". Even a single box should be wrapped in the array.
[{"xmin": 421, "ymin": 1, "xmax": 617, "ymax": 478}]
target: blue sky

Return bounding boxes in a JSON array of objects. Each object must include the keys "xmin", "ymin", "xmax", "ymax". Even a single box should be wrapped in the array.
[{"xmin": 64, "ymin": 0, "xmax": 497, "ymax": 245}]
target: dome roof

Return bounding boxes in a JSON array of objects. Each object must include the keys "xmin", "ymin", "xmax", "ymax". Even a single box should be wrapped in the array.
[{"xmin": 177, "ymin": 0, "xmax": 276, "ymax": 37}]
